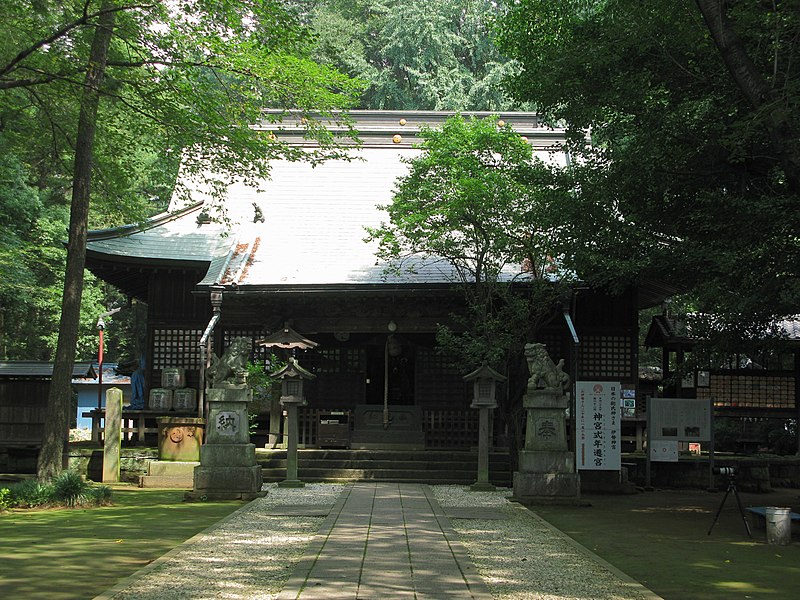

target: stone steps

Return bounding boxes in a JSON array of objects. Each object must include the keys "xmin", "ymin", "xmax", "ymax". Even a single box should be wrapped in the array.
[
  {"xmin": 257, "ymin": 449, "xmax": 512, "ymax": 486},
  {"xmin": 139, "ymin": 460, "xmax": 198, "ymax": 489}
]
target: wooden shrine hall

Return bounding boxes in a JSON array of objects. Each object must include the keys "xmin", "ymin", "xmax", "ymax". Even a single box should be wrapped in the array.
[{"xmin": 84, "ymin": 110, "xmax": 668, "ymax": 452}]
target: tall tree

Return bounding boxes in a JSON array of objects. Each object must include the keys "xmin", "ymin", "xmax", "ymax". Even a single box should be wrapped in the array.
[
  {"xmin": 368, "ymin": 115, "xmax": 570, "ymax": 453},
  {"xmin": 1, "ymin": 0, "xmax": 359, "ymax": 478},
  {"xmin": 305, "ymin": 0, "xmax": 525, "ymax": 110},
  {"xmin": 497, "ymin": 1, "xmax": 800, "ymax": 346},
  {"xmin": 37, "ymin": 0, "xmax": 116, "ymax": 479}
]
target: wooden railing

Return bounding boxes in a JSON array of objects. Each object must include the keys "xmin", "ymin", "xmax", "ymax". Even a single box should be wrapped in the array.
[
  {"xmin": 423, "ymin": 410, "xmax": 480, "ymax": 449},
  {"xmin": 86, "ymin": 407, "xmax": 489, "ymax": 450}
]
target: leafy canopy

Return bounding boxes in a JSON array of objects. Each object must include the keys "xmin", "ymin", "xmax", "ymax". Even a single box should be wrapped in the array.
[
  {"xmin": 304, "ymin": 0, "xmax": 526, "ymax": 110},
  {"xmin": 0, "ymin": 0, "xmax": 362, "ymax": 360},
  {"xmin": 497, "ymin": 1, "xmax": 800, "ymax": 342},
  {"xmin": 369, "ymin": 114, "xmax": 569, "ymax": 368}
]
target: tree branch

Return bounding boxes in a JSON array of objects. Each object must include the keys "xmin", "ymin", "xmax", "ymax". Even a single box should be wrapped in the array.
[
  {"xmin": 695, "ymin": 0, "xmax": 800, "ymax": 191},
  {"xmin": 0, "ymin": 3, "xmax": 157, "ymax": 80}
]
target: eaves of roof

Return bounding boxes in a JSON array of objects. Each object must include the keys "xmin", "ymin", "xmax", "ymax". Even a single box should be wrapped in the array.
[
  {"xmin": 0, "ymin": 361, "xmax": 96, "ymax": 379},
  {"xmin": 256, "ymin": 109, "xmax": 562, "ymax": 150},
  {"xmin": 85, "ymin": 202, "xmax": 232, "ymax": 266}
]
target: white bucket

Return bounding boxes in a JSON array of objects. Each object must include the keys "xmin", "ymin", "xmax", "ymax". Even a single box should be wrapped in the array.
[{"xmin": 765, "ymin": 506, "xmax": 791, "ymax": 545}]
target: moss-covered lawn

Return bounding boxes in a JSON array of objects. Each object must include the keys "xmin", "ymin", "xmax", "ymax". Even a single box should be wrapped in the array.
[
  {"xmin": 0, "ymin": 486, "xmax": 244, "ymax": 599},
  {"xmin": 533, "ymin": 487, "xmax": 800, "ymax": 600}
]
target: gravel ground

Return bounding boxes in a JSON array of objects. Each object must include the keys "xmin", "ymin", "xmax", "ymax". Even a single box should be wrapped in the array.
[
  {"xmin": 98, "ymin": 484, "xmax": 656, "ymax": 600},
  {"xmin": 433, "ymin": 486, "xmax": 657, "ymax": 600},
  {"xmin": 98, "ymin": 484, "xmax": 345, "ymax": 600}
]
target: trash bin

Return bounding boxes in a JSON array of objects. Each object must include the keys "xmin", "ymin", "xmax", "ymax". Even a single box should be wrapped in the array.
[{"xmin": 765, "ymin": 506, "xmax": 791, "ymax": 545}]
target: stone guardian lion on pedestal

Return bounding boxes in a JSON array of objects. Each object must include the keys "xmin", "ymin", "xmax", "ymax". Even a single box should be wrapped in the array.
[{"xmin": 524, "ymin": 342, "xmax": 570, "ymax": 394}]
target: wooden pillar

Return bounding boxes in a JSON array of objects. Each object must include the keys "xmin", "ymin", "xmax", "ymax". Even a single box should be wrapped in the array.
[{"xmin": 795, "ymin": 350, "xmax": 800, "ymax": 455}]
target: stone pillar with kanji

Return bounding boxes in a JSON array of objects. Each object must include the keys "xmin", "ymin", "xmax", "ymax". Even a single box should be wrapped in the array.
[
  {"xmin": 189, "ymin": 337, "xmax": 263, "ymax": 500},
  {"xmin": 513, "ymin": 343, "xmax": 580, "ymax": 504}
]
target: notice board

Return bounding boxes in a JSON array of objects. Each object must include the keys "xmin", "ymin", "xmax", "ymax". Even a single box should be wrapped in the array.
[{"xmin": 649, "ymin": 398, "xmax": 711, "ymax": 442}]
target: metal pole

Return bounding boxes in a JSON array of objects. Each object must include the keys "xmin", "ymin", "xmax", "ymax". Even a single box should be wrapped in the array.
[
  {"xmin": 646, "ymin": 395, "xmax": 652, "ymax": 489},
  {"xmin": 97, "ymin": 327, "xmax": 104, "ymax": 410},
  {"xmin": 709, "ymin": 396, "xmax": 716, "ymax": 491}
]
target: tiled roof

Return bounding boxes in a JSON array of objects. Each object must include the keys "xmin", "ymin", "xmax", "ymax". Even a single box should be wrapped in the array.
[
  {"xmin": 71, "ymin": 363, "xmax": 131, "ymax": 386},
  {"xmin": 0, "ymin": 361, "xmax": 96, "ymax": 379},
  {"xmin": 86, "ymin": 203, "xmax": 231, "ymax": 264},
  {"xmin": 87, "ymin": 110, "xmax": 568, "ymax": 289}
]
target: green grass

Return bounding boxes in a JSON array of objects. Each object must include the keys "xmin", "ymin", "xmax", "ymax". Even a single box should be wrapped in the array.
[
  {"xmin": 532, "ymin": 488, "xmax": 800, "ymax": 600},
  {"xmin": 0, "ymin": 486, "xmax": 244, "ymax": 599}
]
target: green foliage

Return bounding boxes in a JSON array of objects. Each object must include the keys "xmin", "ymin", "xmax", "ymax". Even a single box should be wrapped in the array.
[
  {"xmin": 7, "ymin": 479, "xmax": 54, "ymax": 508},
  {"xmin": 306, "ymin": 0, "xmax": 526, "ymax": 110},
  {"xmin": 85, "ymin": 484, "xmax": 113, "ymax": 506},
  {"xmin": 3, "ymin": 473, "xmax": 113, "ymax": 509},
  {"xmin": 369, "ymin": 114, "xmax": 568, "ymax": 369},
  {"xmin": 0, "ymin": 1, "xmax": 362, "ymax": 364},
  {"xmin": 497, "ymin": 1, "xmax": 800, "ymax": 341},
  {"xmin": 246, "ymin": 358, "xmax": 284, "ymax": 400},
  {"xmin": 50, "ymin": 471, "xmax": 89, "ymax": 508}
]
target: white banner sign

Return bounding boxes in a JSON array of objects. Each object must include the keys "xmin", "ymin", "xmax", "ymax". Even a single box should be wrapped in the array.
[{"xmin": 576, "ymin": 381, "xmax": 621, "ymax": 470}]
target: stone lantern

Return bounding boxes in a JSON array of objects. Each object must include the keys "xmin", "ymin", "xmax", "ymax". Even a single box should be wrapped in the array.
[
  {"xmin": 464, "ymin": 364, "xmax": 506, "ymax": 491},
  {"xmin": 271, "ymin": 356, "xmax": 316, "ymax": 487},
  {"xmin": 257, "ymin": 323, "xmax": 319, "ymax": 448}
]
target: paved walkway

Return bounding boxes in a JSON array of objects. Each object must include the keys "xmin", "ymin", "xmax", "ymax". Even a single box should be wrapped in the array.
[{"xmin": 277, "ymin": 482, "xmax": 491, "ymax": 599}]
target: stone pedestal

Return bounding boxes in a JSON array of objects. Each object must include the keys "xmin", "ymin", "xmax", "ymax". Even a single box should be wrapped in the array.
[
  {"xmin": 513, "ymin": 388, "xmax": 580, "ymax": 504},
  {"xmin": 279, "ymin": 397, "xmax": 305, "ymax": 488},
  {"xmin": 188, "ymin": 385, "xmax": 263, "ymax": 500}
]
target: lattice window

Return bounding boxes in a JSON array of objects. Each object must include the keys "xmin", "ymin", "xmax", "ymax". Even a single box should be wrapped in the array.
[
  {"xmin": 578, "ymin": 335, "xmax": 632, "ymax": 379},
  {"xmin": 306, "ymin": 348, "xmax": 365, "ymax": 374},
  {"xmin": 535, "ymin": 333, "xmax": 564, "ymax": 361},
  {"xmin": 152, "ymin": 328, "xmax": 202, "ymax": 369},
  {"xmin": 698, "ymin": 374, "xmax": 795, "ymax": 409},
  {"xmin": 416, "ymin": 348, "xmax": 467, "ymax": 406},
  {"xmin": 314, "ymin": 349, "xmax": 341, "ymax": 374},
  {"xmin": 417, "ymin": 348, "xmax": 460, "ymax": 376}
]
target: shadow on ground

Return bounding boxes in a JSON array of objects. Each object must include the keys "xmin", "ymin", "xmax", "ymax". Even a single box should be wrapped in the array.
[{"xmin": 532, "ymin": 486, "xmax": 800, "ymax": 600}]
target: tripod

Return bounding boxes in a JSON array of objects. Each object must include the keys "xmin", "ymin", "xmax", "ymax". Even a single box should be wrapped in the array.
[{"xmin": 707, "ymin": 475, "xmax": 752, "ymax": 538}]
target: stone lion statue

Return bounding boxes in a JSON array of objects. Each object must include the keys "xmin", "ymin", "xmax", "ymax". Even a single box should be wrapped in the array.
[
  {"xmin": 207, "ymin": 336, "xmax": 251, "ymax": 388},
  {"xmin": 524, "ymin": 342, "xmax": 570, "ymax": 393}
]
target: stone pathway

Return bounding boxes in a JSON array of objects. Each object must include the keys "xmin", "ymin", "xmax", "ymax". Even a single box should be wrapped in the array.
[{"xmin": 278, "ymin": 482, "xmax": 491, "ymax": 599}]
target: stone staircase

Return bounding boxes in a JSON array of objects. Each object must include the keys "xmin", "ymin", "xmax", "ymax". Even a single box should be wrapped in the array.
[
  {"xmin": 257, "ymin": 449, "xmax": 513, "ymax": 486},
  {"xmin": 139, "ymin": 460, "xmax": 198, "ymax": 488}
]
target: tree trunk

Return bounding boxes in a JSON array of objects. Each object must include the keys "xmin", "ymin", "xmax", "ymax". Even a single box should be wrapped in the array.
[{"xmin": 37, "ymin": 2, "xmax": 116, "ymax": 480}]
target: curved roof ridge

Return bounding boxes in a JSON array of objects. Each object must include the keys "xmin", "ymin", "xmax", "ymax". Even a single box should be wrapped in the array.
[{"xmin": 87, "ymin": 201, "xmax": 205, "ymax": 241}]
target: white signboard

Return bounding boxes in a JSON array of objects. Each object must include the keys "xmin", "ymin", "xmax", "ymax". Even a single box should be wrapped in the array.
[
  {"xmin": 650, "ymin": 440, "xmax": 679, "ymax": 462},
  {"xmin": 576, "ymin": 381, "xmax": 621, "ymax": 470},
  {"xmin": 649, "ymin": 398, "xmax": 711, "ymax": 442}
]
